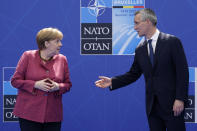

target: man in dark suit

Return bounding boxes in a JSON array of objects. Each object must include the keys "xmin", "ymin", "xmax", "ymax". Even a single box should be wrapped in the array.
[{"xmin": 95, "ymin": 8, "xmax": 189, "ymax": 131}]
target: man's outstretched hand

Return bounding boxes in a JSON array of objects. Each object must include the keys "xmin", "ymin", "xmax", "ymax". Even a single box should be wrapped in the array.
[{"xmin": 95, "ymin": 76, "xmax": 112, "ymax": 88}]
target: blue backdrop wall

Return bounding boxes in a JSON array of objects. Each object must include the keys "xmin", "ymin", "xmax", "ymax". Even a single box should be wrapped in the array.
[{"xmin": 1, "ymin": 0, "xmax": 197, "ymax": 130}]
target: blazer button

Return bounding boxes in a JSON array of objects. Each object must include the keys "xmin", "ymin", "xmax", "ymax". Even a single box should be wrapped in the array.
[{"xmin": 46, "ymin": 70, "xmax": 49, "ymax": 74}]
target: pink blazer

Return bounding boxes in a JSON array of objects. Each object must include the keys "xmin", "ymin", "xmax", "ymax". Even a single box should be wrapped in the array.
[{"xmin": 11, "ymin": 50, "xmax": 72, "ymax": 123}]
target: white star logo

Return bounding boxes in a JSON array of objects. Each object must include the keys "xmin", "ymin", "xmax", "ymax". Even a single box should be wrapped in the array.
[{"xmin": 88, "ymin": 0, "xmax": 106, "ymax": 17}]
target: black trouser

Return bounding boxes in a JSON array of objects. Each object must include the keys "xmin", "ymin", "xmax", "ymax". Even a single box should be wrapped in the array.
[
  {"xmin": 148, "ymin": 97, "xmax": 185, "ymax": 131},
  {"xmin": 19, "ymin": 118, "xmax": 61, "ymax": 131}
]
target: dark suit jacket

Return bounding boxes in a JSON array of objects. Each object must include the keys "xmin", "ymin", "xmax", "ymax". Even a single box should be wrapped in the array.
[{"xmin": 111, "ymin": 32, "xmax": 189, "ymax": 116}]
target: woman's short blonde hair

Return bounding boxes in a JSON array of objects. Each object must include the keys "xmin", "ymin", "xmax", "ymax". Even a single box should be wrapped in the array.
[{"xmin": 36, "ymin": 27, "xmax": 63, "ymax": 50}]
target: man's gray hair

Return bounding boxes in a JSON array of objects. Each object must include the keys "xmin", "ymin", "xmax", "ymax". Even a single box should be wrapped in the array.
[{"xmin": 135, "ymin": 8, "xmax": 157, "ymax": 26}]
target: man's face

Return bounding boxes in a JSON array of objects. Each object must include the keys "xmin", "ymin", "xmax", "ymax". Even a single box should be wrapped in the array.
[{"xmin": 134, "ymin": 14, "xmax": 149, "ymax": 37}]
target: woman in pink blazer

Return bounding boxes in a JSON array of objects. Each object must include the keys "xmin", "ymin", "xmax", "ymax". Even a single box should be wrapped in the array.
[{"xmin": 11, "ymin": 27, "xmax": 72, "ymax": 131}]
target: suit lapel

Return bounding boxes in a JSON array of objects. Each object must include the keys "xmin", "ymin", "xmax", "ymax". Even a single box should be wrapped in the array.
[
  {"xmin": 141, "ymin": 41, "xmax": 153, "ymax": 70},
  {"xmin": 153, "ymin": 32, "xmax": 164, "ymax": 69},
  {"xmin": 140, "ymin": 32, "xmax": 165, "ymax": 71}
]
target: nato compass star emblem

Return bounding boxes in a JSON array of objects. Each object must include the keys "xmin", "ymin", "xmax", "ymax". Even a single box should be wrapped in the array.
[{"xmin": 88, "ymin": 0, "xmax": 106, "ymax": 17}]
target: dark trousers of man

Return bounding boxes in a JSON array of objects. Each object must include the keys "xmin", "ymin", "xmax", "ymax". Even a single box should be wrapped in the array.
[
  {"xmin": 19, "ymin": 118, "xmax": 61, "ymax": 131},
  {"xmin": 148, "ymin": 96, "xmax": 186, "ymax": 131}
]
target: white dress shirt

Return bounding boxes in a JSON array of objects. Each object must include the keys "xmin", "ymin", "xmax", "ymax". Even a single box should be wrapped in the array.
[
  {"xmin": 110, "ymin": 29, "xmax": 160, "ymax": 89},
  {"xmin": 147, "ymin": 29, "xmax": 160, "ymax": 55}
]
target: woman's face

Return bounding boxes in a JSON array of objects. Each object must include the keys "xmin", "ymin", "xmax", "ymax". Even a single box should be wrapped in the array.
[{"xmin": 45, "ymin": 38, "xmax": 62, "ymax": 56}]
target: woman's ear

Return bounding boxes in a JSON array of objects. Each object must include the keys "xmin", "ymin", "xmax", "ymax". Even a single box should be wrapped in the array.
[{"xmin": 44, "ymin": 41, "xmax": 49, "ymax": 48}]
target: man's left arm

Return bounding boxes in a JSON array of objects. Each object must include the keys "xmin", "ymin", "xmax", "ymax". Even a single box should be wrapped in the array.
[{"xmin": 171, "ymin": 37, "xmax": 189, "ymax": 116}]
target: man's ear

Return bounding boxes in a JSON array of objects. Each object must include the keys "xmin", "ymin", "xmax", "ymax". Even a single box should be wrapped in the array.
[
  {"xmin": 146, "ymin": 19, "xmax": 151, "ymax": 24},
  {"xmin": 146, "ymin": 19, "xmax": 153, "ymax": 25}
]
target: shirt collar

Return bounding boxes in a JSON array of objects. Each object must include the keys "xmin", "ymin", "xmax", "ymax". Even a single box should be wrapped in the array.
[{"xmin": 150, "ymin": 28, "xmax": 160, "ymax": 41}]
